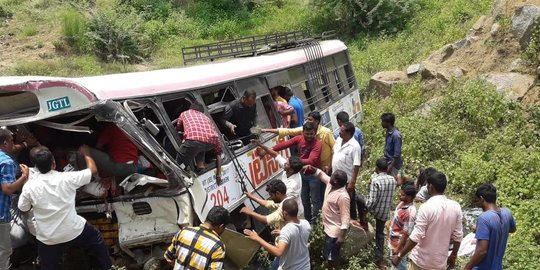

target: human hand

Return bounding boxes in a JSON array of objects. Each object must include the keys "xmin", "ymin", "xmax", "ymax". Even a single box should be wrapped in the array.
[
  {"xmin": 19, "ymin": 164, "xmax": 29, "ymax": 180},
  {"xmin": 301, "ymin": 165, "xmax": 317, "ymax": 175},
  {"xmin": 25, "ymin": 136, "xmax": 39, "ymax": 148},
  {"xmin": 216, "ymin": 175, "xmax": 222, "ymax": 186},
  {"xmin": 254, "ymin": 147, "xmax": 266, "ymax": 157},
  {"xmin": 240, "ymin": 207, "xmax": 254, "ymax": 215},
  {"xmin": 79, "ymin": 145, "xmax": 91, "ymax": 156},
  {"xmin": 243, "ymin": 229, "xmax": 260, "ymax": 241},
  {"xmin": 271, "ymin": 229, "xmax": 281, "ymax": 237},
  {"xmin": 347, "ymin": 182, "xmax": 355, "ymax": 193},
  {"xmin": 391, "ymin": 255, "xmax": 401, "ymax": 267},
  {"xmin": 244, "ymin": 192, "xmax": 255, "ymax": 200},
  {"xmin": 229, "ymin": 124, "xmax": 237, "ymax": 135},
  {"xmin": 323, "ymin": 166, "xmax": 330, "ymax": 174}
]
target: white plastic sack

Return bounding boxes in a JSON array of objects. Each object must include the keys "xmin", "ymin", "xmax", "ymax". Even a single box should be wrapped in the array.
[{"xmin": 457, "ymin": 232, "xmax": 477, "ymax": 257}]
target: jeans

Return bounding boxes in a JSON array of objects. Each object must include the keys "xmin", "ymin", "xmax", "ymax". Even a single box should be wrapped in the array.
[
  {"xmin": 271, "ymin": 257, "xmax": 280, "ymax": 270},
  {"xmin": 301, "ymin": 174, "xmax": 323, "ymax": 223},
  {"xmin": 374, "ymin": 218, "xmax": 386, "ymax": 262},
  {"xmin": 90, "ymin": 148, "xmax": 137, "ymax": 179},
  {"xmin": 393, "ymin": 253, "xmax": 408, "ymax": 270},
  {"xmin": 0, "ymin": 222, "xmax": 11, "ymax": 270},
  {"xmin": 37, "ymin": 222, "xmax": 112, "ymax": 270},
  {"xmin": 176, "ymin": 140, "xmax": 215, "ymax": 170}
]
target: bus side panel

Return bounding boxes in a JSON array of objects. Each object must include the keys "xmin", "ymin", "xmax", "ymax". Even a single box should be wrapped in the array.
[
  {"xmin": 189, "ymin": 136, "xmax": 290, "ymax": 220},
  {"xmin": 320, "ymin": 90, "xmax": 362, "ymax": 130}
]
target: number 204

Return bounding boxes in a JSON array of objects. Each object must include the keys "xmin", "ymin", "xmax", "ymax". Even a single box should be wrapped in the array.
[{"xmin": 210, "ymin": 186, "xmax": 230, "ymax": 206}]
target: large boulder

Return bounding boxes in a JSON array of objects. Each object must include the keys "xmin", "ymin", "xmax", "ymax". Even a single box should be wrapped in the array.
[
  {"xmin": 342, "ymin": 222, "xmax": 374, "ymax": 257},
  {"xmin": 511, "ymin": 5, "xmax": 540, "ymax": 49},
  {"xmin": 492, "ymin": 0, "xmax": 509, "ymax": 19},
  {"xmin": 480, "ymin": 72, "xmax": 536, "ymax": 100},
  {"xmin": 426, "ymin": 44, "xmax": 454, "ymax": 63},
  {"xmin": 368, "ymin": 71, "xmax": 409, "ymax": 97}
]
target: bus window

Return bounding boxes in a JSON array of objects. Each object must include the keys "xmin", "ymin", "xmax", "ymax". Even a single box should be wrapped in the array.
[
  {"xmin": 201, "ymin": 86, "xmax": 236, "ymax": 106},
  {"xmin": 344, "ymin": 64, "xmax": 356, "ymax": 91},
  {"xmin": 333, "ymin": 70, "xmax": 344, "ymax": 96},
  {"xmin": 293, "ymin": 82, "xmax": 315, "ymax": 112}
]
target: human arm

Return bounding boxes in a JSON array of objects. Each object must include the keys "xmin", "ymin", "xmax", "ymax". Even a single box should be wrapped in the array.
[
  {"xmin": 347, "ymin": 165, "xmax": 360, "ymax": 193},
  {"xmin": 251, "ymin": 140, "xmax": 279, "ymax": 159},
  {"xmin": 393, "ymin": 205, "xmax": 426, "ymax": 266},
  {"xmin": 365, "ymin": 180, "xmax": 379, "ymax": 211},
  {"xmin": 463, "ymin": 240, "xmax": 488, "ymax": 270},
  {"xmin": 447, "ymin": 207, "xmax": 464, "ymax": 268},
  {"xmin": 219, "ymin": 105, "xmax": 236, "ymax": 134},
  {"xmin": 0, "ymin": 163, "xmax": 29, "ymax": 195},
  {"xmin": 208, "ymin": 245, "xmax": 226, "ymax": 270},
  {"xmin": 215, "ymin": 155, "xmax": 222, "ymax": 185},
  {"xmin": 243, "ymin": 192, "xmax": 270, "ymax": 208},
  {"xmin": 17, "ymin": 185, "xmax": 32, "ymax": 212},
  {"xmin": 510, "ymin": 213, "xmax": 517, "ymax": 233},
  {"xmin": 388, "ymin": 134, "xmax": 402, "ymax": 172},
  {"xmin": 164, "ymin": 232, "xmax": 180, "ymax": 265},
  {"xmin": 301, "ymin": 140, "xmax": 321, "ymax": 167},
  {"xmin": 308, "ymin": 167, "xmax": 331, "ymax": 185},
  {"xmin": 244, "ymin": 229, "xmax": 288, "ymax": 257},
  {"xmin": 336, "ymin": 195, "xmax": 351, "ymax": 245},
  {"xmin": 79, "ymin": 145, "xmax": 97, "ymax": 175},
  {"xmin": 240, "ymin": 206, "xmax": 269, "ymax": 225},
  {"xmin": 175, "ymin": 115, "xmax": 184, "ymax": 131},
  {"xmin": 272, "ymin": 136, "xmax": 299, "ymax": 152},
  {"xmin": 392, "ymin": 238, "xmax": 418, "ymax": 266},
  {"xmin": 347, "ymin": 146, "xmax": 362, "ymax": 192}
]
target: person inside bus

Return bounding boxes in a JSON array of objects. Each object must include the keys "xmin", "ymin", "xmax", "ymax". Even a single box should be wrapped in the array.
[
  {"xmin": 175, "ymin": 102, "xmax": 222, "ymax": 184},
  {"xmin": 278, "ymin": 86, "xmax": 304, "ymax": 128},
  {"xmin": 218, "ymin": 89, "xmax": 257, "ymax": 142},
  {"xmin": 89, "ymin": 123, "xmax": 138, "ymax": 179},
  {"xmin": 270, "ymin": 86, "xmax": 295, "ymax": 128}
]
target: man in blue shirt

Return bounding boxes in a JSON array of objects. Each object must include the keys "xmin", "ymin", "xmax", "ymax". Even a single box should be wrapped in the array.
[
  {"xmin": 464, "ymin": 183, "xmax": 516, "ymax": 270},
  {"xmin": 333, "ymin": 111, "xmax": 364, "ymax": 150},
  {"xmin": 0, "ymin": 128, "xmax": 29, "ymax": 269},
  {"xmin": 381, "ymin": 113, "xmax": 402, "ymax": 177},
  {"xmin": 279, "ymin": 87, "xmax": 304, "ymax": 128}
]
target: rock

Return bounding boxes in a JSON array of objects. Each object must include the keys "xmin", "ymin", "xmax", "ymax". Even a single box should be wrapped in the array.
[
  {"xmin": 472, "ymin": 15, "xmax": 487, "ymax": 31},
  {"xmin": 508, "ymin": 58, "xmax": 525, "ymax": 72},
  {"xmin": 368, "ymin": 71, "xmax": 410, "ymax": 97},
  {"xmin": 426, "ymin": 44, "xmax": 454, "ymax": 63},
  {"xmin": 406, "ymin": 63, "xmax": 423, "ymax": 76},
  {"xmin": 420, "ymin": 62, "xmax": 438, "ymax": 79},
  {"xmin": 480, "ymin": 72, "xmax": 536, "ymax": 100},
  {"xmin": 492, "ymin": 0, "xmax": 509, "ymax": 19},
  {"xmin": 342, "ymin": 222, "xmax": 374, "ymax": 257},
  {"xmin": 454, "ymin": 38, "xmax": 472, "ymax": 49},
  {"xmin": 491, "ymin": 22, "xmax": 501, "ymax": 36},
  {"xmin": 436, "ymin": 70, "xmax": 452, "ymax": 82},
  {"xmin": 415, "ymin": 96, "xmax": 443, "ymax": 117},
  {"xmin": 511, "ymin": 4, "xmax": 540, "ymax": 49}
]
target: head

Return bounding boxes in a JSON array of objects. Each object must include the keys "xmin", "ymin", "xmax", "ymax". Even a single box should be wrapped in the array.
[
  {"xmin": 426, "ymin": 172, "xmax": 447, "ymax": 195},
  {"xmin": 330, "ymin": 169, "xmax": 348, "ymax": 188},
  {"xmin": 35, "ymin": 148, "xmax": 55, "ymax": 174},
  {"xmin": 265, "ymin": 180, "xmax": 287, "ymax": 203},
  {"xmin": 281, "ymin": 198, "xmax": 299, "ymax": 221},
  {"xmin": 416, "ymin": 167, "xmax": 437, "ymax": 188},
  {"xmin": 286, "ymin": 156, "xmax": 303, "ymax": 176},
  {"xmin": 400, "ymin": 182, "xmax": 417, "ymax": 204},
  {"xmin": 277, "ymin": 86, "xmax": 291, "ymax": 101},
  {"xmin": 270, "ymin": 87, "xmax": 279, "ymax": 100},
  {"xmin": 336, "ymin": 111, "xmax": 350, "ymax": 126},
  {"xmin": 375, "ymin": 157, "xmax": 388, "ymax": 173},
  {"xmin": 306, "ymin": 111, "xmax": 321, "ymax": 128},
  {"xmin": 302, "ymin": 122, "xmax": 317, "ymax": 142},
  {"xmin": 340, "ymin": 122, "xmax": 355, "ymax": 140},
  {"xmin": 475, "ymin": 183, "xmax": 497, "ymax": 210},
  {"xmin": 205, "ymin": 206, "xmax": 231, "ymax": 235},
  {"xmin": 380, "ymin": 112, "xmax": 396, "ymax": 129},
  {"xmin": 189, "ymin": 101, "xmax": 205, "ymax": 113},
  {"xmin": 29, "ymin": 145, "xmax": 50, "ymax": 166},
  {"xmin": 240, "ymin": 90, "xmax": 257, "ymax": 108},
  {"xmin": 0, "ymin": 128, "xmax": 14, "ymax": 153}
]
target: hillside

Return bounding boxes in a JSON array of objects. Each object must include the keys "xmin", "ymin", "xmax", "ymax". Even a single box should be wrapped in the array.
[{"xmin": 1, "ymin": 0, "xmax": 540, "ymax": 269}]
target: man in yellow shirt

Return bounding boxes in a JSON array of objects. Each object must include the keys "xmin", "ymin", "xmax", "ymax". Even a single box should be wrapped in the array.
[{"xmin": 262, "ymin": 111, "xmax": 335, "ymax": 223}]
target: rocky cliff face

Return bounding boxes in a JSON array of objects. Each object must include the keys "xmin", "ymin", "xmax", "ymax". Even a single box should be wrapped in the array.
[{"xmin": 368, "ymin": 0, "xmax": 540, "ymax": 105}]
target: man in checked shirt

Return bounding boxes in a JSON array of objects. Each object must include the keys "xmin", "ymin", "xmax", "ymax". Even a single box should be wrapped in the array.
[
  {"xmin": 176, "ymin": 102, "xmax": 223, "ymax": 184},
  {"xmin": 366, "ymin": 158, "xmax": 397, "ymax": 269}
]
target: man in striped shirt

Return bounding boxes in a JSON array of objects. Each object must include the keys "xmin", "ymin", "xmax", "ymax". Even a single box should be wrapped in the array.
[
  {"xmin": 366, "ymin": 158, "xmax": 397, "ymax": 269},
  {"xmin": 164, "ymin": 206, "xmax": 230, "ymax": 270}
]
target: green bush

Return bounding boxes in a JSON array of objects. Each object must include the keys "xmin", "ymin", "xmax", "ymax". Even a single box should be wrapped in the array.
[
  {"xmin": 60, "ymin": 9, "xmax": 88, "ymax": 53},
  {"xmin": 86, "ymin": 10, "xmax": 149, "ymax": 63},
  {"xmin": 119, "ymin": 0, "xmax": 173, "ymax": 21},
  {"xmin": 522, "ymin": 22, "xmax": 540, "ymax": 65}
]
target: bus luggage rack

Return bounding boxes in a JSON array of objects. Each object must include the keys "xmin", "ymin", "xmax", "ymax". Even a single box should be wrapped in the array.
[{"xmin": 181, "ymin": 31, "xmax": 336, "ymax": 65}]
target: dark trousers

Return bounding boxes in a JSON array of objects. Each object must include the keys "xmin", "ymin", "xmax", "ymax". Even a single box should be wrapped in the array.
[
  {"xmin": 374, "ymin": 218, "xmax": 386, "ymax": 262},
  {"xmin": 176, "ymin": 140, "xmax": 215, "ymax": 170},
  {"xmin": 355, "ymin": 194, "xmax": 368, "ymax": 224},
  {"xmin": 348, "ymin": 189, "xmax": 358, "ymax": 220},
  {"xmin": 37, "ymin": 222, "xmax": 112, "ymax": 270},
  {"xmin": 301, "ymin": 174, "xmax": 323, "ymax": 223}
]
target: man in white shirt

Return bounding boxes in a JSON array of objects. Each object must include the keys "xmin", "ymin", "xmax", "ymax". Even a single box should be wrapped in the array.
[
  {"xmin": 252, "ymin": 139, "xmax": 303, "ymax": 218},
  {"xmin": 331, "ymin": 122, "xmax": 361, "ymax": 221},
  {"xmin": 244, "ymin": 198, "xmax": 311, "ymax": 270},
  {"xmin": 18, "ymin": 146, "xmax": 112, "ymax": 270}
]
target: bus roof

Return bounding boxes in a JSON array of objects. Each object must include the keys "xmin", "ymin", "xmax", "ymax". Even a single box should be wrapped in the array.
[{"xmin": 0, "ymin": 40, "xmax": 347, "ymax": 100}]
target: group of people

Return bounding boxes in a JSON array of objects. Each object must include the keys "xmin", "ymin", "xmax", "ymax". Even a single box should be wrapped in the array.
[{"xmin": 164, "ymin": 111, "xmax": 517, "ymax": 270}]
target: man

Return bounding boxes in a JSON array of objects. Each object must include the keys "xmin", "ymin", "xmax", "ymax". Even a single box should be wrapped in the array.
[
  {"xmin": 90, "ymin": 122, "xmax": 138, "ymax": 179},
  {"xmin": 240, "ymin": 180, "xmax": 290, "ymax": 230},
  {"xmin": 278, "ymin": 87, "xmax": 304, "ymax": 128},
  {"xmin": 331, "ymin": 122, "xmax": 361, "ymax": 220},
  {"xmin": 252, "ymin": 139, "xmax": 304, "ymax": 218},
  {"xmin": 305, "ymin": 165, "xmax": 350, "ymax": 269},
  {"xmin": 388, "ymin": 182, "xmax": 417, "ymax": 270},
  {"xmin": 176, "ymin": 102, "xmax": 222, "ymax": 183},
  {"xmin": 0, "ymin": 129, "xmax": 29, "ymax": 270},
  {"xmin": 165, "ymin": 206, "xmax": 230, "ymax": 270},
  {"xmin": 263, "ymin": 112, "xmax": 334, "ymax": 222},
  {"xmin": 219, "ymin": 90, "xmax": 257, "ymax": 141},
  {"xmin": 381, "ymin": 113, "xmax": 402, "ymax": 177},
  {"xmin": 464, "ymin": 183, "xmax": 516, "ymax": 270},
  {"xmin": 392, "ymin": 172, "xmax": 463, "ymax": 270},
  {"xmin": 18, "ymin": 146, "xmax": 112, "ymax": 270},
  {"xmin": 366, "ymin": 158, "xmax": 397, "ymax": 269},
  {"xmin": 244, "ymin": 199, "xmax": 311, "ymax": 270},
  {"xmin": 414, "ymin": 167, "xmax": 437, "ymax": 203},
  {"xmin": 333, "ymin": 111, "xmax": 364, "ymax": 150},
  {"xmin": 271, "ymin": 86, "xmax": 295, "ymax": 128}
]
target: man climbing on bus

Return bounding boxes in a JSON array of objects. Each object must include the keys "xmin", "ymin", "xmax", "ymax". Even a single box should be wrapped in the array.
[
  {"xmin": 219, "ymin": 90, "xmax": 257, "ymax": 142},
  {"xmin": 176, "ymin": 102, "xmax": 222, "ymax": 184},
  {"xmin": 278, "ymin": 86, "xmax": 304, "ymax": 128}
]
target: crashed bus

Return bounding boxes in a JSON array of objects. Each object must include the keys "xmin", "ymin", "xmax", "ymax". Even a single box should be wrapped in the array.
[{"xmin": 0, "ymin": 32, "xmax": 362, "ymax": 269}]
